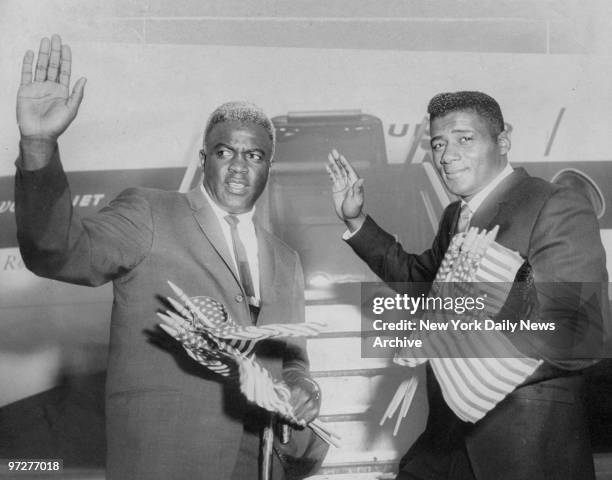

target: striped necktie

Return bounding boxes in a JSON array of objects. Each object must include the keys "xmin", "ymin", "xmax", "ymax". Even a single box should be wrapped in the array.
[
  {"xmin": 224, "ymin": 214, "xmax": 256, "ymax": 305},
  {"xmin": 456, "ymin": 204, "xmax": 472, "ymax": 233}
]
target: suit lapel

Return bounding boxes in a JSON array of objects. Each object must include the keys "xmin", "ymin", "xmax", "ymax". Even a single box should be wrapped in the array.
[
  {"xmin": 447, "ymin": 201, "xmax": 463, "ymax": 236},
  {"xmin": 255, "ymin": 224, "xmax": 277, "ymax": 325},
  {"xmin": 186, "ymin": 187, "xmax": 241, "ymax": 285},
  {"xmin": 470, "ymin": 168, "xmax": 529, "ymax": 230},
  {"xmin": 186, "ymin": 188, "xmax": 279, "ymax": 323}
]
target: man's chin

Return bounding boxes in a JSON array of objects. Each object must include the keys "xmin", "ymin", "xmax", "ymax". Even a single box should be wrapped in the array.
[
  {"xmin": 444, "ymin": 183, "xmax": 463, "ymax": 197},
  {"xmin": 224, "ymin": 206, "xmax": 251, "ymax": 215},
  {"xmin": 444, "ymin": 180, "xmax": 472, "ymax": 199},
  {"xmin": 221, "ymin": 197, "xmax": 255, "ymax": 214}
]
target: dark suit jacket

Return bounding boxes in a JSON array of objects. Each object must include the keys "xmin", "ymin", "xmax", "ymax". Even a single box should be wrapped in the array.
[
  {"xmin": 346, "ymin": 168, "xmax": 609, "ymax": 479},
  {"xmin": 15, "ymin": 145, "xmax": 309, "ymax": 480}
]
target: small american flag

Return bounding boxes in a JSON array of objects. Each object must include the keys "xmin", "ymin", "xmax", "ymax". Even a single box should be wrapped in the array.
[
  {"xmin": 156, "ymin": 282, "xmax": 339, "ymax": 447},
  {"xmin": 157, "ymin": 281, "xmax": 327, "ymax": 424},
  {"xmin": 387, "ymin": 227, "xmax": 541, "ymax": 427}
]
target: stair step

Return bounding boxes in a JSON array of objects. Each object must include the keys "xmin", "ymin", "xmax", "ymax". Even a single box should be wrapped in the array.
[
  {"xmin": 307, "ymin": 337, "xmax": 392, "ymax": 371},
  {"xmin": 308, "ymin": 469, "xmax": 396, "ymax": 480},
  {"xmin": 306, "ymin": 304, "xmax": 362, "ymax": 332},
  {"xmin": 315, "ymin": 370, "xmax": 423, "ymax": 417},
  {"xmin": 316, "ymin": 418, "xmax": 423, "ymax": 466}
]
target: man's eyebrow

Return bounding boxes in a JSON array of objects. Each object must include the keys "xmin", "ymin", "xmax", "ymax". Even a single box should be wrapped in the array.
[
  {"xmin": 212, "ymin": 142, "xmax": 233, "ymax": 150},
  {"xmin": 430, "ymin": 128, "xmax": 476, "ymax": 143},
  {"xmin": 213, "ymin": 143, "xmax": 265, "ymax": 151}
]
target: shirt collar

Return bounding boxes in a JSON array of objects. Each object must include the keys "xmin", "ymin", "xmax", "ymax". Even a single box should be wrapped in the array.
[
  {"xmin": 199, "ymin": 183, "xmax": 256, "ymax": 224},
  {"xmin": 463, "ymin": 163, "xmax": 514, "ymax": 213}
]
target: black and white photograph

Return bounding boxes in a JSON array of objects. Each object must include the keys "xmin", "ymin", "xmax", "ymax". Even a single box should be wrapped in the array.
[{"xmin": 1, "ymin": 1, "xmax": 612, "ymax": 479}]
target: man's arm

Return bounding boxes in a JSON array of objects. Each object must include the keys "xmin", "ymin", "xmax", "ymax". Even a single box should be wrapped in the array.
[
  {"xmin": 15, "ymin": 35, "xmax": 153, "ymax": 286},
  {"xmin": 282, "ymin": 252, "xmax": 321, "ymax": 424},
  {"xmin": 346, "ymin": 213, "xmax": 447, "ymax": 284},
  {"xmin": 522, "ymin": 186, "xmax": 610, "ymax": 366},
  {"xmin": 15, "ymin": 146, "xmax": 154, "ymax": 286},
  {"xmin": 326, "ymin": 149, "xmax": 446, "ymax": 284}
]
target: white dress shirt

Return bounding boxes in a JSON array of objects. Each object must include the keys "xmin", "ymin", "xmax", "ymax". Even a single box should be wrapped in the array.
[
  {"xmin": 461, "ymin": 163, "xmax": 514, "ymax": 222},
  {"xmin": 200, "ymin": 184, "xmax": 261, "ymax": 303}
]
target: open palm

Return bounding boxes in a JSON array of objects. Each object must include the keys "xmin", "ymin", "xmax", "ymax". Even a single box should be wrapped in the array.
[
  {"xmin": 17, "ymin": 35, "xmax": 86, "ymax": 139},
  {"xmin": 326, "ymin": 149, "xmax": 365, "ymax": 220}
]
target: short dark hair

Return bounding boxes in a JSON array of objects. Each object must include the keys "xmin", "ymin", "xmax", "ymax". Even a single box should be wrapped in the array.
[{"xmin": 427, "ymin": 91, "xmax": 505, "ymax": 137}]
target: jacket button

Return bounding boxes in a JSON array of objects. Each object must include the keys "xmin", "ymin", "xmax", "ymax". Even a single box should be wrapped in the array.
[{"xmin": 235, "ymin": 294, "xmax": 244, "ymax": 303}]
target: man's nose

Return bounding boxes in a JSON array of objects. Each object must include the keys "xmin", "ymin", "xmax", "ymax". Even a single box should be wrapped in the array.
[
  {"xmin": 228, "ymin": 153, "xmax": 248, "ymax": 172},
  {"xmin": 441, "ymin": 145, "xmax": 460, "ymax": 163}
]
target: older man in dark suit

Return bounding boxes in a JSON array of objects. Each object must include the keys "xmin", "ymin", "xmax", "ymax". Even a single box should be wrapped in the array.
[
  {"xmin": 327, "ymin": 91, "xmax": 608, "ymax": 479},
  {"xmin": 14, "ymin": 35, "xmax": 320, "ymax": 480}
]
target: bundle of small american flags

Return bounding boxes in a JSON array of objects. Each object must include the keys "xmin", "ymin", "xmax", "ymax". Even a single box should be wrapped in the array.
[
  {"xmin": 157, "ymin": 281, "xmax": 340, "ymax": 447},
  {"xmin": 382, "ymin": 227, "xmax": 542, "ymax": 432}
]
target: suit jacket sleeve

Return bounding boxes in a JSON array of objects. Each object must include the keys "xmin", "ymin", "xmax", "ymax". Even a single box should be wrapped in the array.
[
  {"xmin": 15, "ymin": 143, "xmax": 153, "ymax": 287},
  {"xmin": 523, "ymin": 186, "xmax": 609, "ymax": 365},
  {"xmin": 282, "ymin": 251, "xmax": 310, "ymax": 377},
  {"xmin": 345, "ymin": 213, "xmax": 450, "ymax": 284}
]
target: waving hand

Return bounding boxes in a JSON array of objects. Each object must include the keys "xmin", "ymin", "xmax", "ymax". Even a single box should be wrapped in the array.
[
  {"xmin": 17, "ymin": 34, "xmax": 86, "ymax": 139},
  {"xmin": 326, "ymin": 149, "xmax": 366, "ymax": 231}
]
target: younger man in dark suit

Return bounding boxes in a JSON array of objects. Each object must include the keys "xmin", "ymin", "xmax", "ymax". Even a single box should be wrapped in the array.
[
  {"xmin": 14, "ymin": 34, "xmax": 320, "ymax": 479},
  {"xmin": 327, "ymin": 91, "xmax": 608, "ymax": 479}
]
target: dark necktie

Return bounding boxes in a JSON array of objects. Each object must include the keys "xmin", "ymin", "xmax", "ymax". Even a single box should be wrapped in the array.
[
  {"xmin": 224, "ymin": 214, "xmax": 256, "ymax": 304},
  {"xmin": 456, "ymin": 204, "xmax": 472, "ymax": 233}
]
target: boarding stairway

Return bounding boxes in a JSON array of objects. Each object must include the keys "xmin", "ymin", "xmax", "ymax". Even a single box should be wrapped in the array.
[
  {"xmin": 302, "ymin": 284, "xmax": 425, "ymax": 480},
  {"xmin": 302, "ymin": 285, "xmax": 612, "ymax": 480}
]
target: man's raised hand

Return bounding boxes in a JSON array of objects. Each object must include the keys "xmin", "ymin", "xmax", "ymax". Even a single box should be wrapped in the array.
[
  {"xmin": 326, "ymin": 149, "xmax": 366, "ymax": 230},
  {"xmin": 17, "ymin": 34, "xmax": 86, "ymax": 139}
]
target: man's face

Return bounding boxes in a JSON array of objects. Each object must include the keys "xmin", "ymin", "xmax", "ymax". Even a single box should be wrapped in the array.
[
  {"xmin": 201, "ymin": 121, "xmax": 272, "ymax": 214},
  {"xmin": 430, "ymin": 110, "xmax": 508, "ymax": 201}
]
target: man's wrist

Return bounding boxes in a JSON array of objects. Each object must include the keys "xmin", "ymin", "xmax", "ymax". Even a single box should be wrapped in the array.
[
  {"xmin": 283, "ymin": 367, "xmax": 309, "ymax": 385},
  {"xmin": 300, "ymin": 376, "xmax": 321, "ymax": 397},
  {"xmin": 345, "ymin": 212, "xmax": 367, "ymax": 233},
  {"xmin": 292, "ymin": 376, "xmax": 322, "ymax": 409},
  {"xmin": 284, "ymin": 369, "xmax": 321, "ymax": 402},
  {"xmin": 18, "ymin": 136, "xmax": 58, "ymax": 171}
]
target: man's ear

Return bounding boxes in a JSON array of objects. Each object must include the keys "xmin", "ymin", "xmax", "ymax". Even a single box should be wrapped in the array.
[
  {"xmin": 497, "ymin": 130, "xmax": 511, "ymax": 155},
  {"xmin": 199, "ymin": 149, "xmax": 206, "ymax": 169}
]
